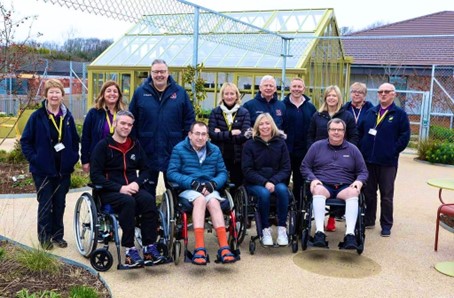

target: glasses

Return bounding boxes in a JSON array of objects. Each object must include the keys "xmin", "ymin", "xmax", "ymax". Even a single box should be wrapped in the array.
[
  {"xmin": 328, "ymin": 128, "xmax": 345, "ymax": 132},
  {"xmin": 151, "ymin": 70, "xmax": 167, "ymax": 75},
  {"xmin": 377, "ymin": 90, "xmax": 394, "ymax": 95},
  {"xmin": 350, "ymin": 90, "xmax": 365, "ymax": 95},
  {"xmin": 191, "ymin": 132, "xmax": 208, "ymax": 137}
]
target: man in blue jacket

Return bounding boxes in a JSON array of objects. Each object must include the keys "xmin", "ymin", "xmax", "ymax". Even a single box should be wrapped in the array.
[
  {"xmin": 243, "ymin": 75, "xmax": 286, "ymax": 129},
  {"xmin": 358, "ymin": 83, "xmax": 410, "ymax": 237},
  {"xmin": 129, "ymin": 59, "xmax": 195, "ymax": 196}
]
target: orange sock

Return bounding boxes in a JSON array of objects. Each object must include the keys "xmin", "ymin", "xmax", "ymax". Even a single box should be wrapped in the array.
[
  {"xmin": 216, "ymin": 227, "xmax": 234, "ymax": 262},
  {"xmin": 193, "ymin": 228, "xmax": 206, "ymax": 264}
]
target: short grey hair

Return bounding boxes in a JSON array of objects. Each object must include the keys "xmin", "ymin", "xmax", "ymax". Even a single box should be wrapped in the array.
[
  {"xmin": 327, "ymin": 118, "xmax": 346, "ymax": 130},
  {"xmin": 151, "ymin": 59, "xmax": 168, "ymax": 67},
  {"xmin": 260, "ymin": 75, "xmax": 276, "ymax": 87},
  {"xmin": 116, "ymin": 110, "xmax": 135, "ymax": 121}
]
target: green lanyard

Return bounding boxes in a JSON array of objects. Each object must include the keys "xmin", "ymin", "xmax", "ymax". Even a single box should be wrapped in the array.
[{"xmin": 49, "ymin": 114, "xmax": 63, "ymax": 142}]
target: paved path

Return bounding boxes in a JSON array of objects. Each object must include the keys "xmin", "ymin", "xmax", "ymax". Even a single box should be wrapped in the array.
[{"xmin": 1, "ymin": 150, "xmax": 453, "ymax": 297}]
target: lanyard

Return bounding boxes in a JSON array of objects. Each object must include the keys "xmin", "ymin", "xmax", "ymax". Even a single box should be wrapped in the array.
[
  {"xmin": 375, "ymin": 110, "xmax": 388, "ymax": 127},
  {"xmin": 351, "ymin": 106, "xmax": 362, "ymax": 124},
  {"xmin": 105, "ymin": 110, "xmax": 116, "ymax": 134},
  {"xmin": 49, "ymin": 114, "xmax": 63, "ymax": 142},
  {"xmin": 222, "ymin": 112, "xmax": 236, "ymax": 131}
]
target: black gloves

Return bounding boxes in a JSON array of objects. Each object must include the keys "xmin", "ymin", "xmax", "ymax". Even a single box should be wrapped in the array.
[{"xmin": 191, "ymin": 180, "xmax": 217, "ymax": 193}]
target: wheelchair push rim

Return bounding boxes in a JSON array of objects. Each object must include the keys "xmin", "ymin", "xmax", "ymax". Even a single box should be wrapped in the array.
[{"xmin": 73, "ymin": 193, "xmax": 98, "ymax": 257}]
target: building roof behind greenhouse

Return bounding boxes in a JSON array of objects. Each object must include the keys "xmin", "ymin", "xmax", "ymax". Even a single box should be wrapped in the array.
[{"xmin": 92, "ymin": 9, "xmax": 336, "ymax": 69}]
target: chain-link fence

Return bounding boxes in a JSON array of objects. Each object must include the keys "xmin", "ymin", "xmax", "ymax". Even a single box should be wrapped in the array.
[{"xmin": 429, "ymin": 66, "xmax": 454, "ymax": 131}]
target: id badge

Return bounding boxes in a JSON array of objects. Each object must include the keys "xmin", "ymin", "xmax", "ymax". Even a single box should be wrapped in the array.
[
  {"xmin": 368, "ymin": 128, "xmax": 377, "ymax": 136},
  {"xmin": 54, "ymin": 143, "xmax": 65, "ymax": 152}
]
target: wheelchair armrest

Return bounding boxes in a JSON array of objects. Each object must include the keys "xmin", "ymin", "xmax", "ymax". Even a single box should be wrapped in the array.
[
  {"xmin": 168, "ymin": 182, "xmax": 180, "ymax": 190},
  {"xmin": 87, "ymin": 183, "xmax": 103, "ymax": 190}
]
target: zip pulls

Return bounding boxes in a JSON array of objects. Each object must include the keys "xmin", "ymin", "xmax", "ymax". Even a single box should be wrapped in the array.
[{"xmin": 108, "ymin": 142, "xmax": 135, "ymax": 185}]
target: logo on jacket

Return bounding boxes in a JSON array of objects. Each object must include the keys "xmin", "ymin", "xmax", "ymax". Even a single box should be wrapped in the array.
[
  {"xmin": 388, "ymin": 116, "xmax": 394, "ymax": 122},
  {"xmin": 130, "ymin": 154, "xmax": 136, "ymax": 161},
  {"xmin": 144, "ymin": 93, "xmax": 152, "ymax": 97},
  {"xmin": 276, "ymin": 109, "xmax": 282, "ymax": 116},
  {"xmin": 170, "ymin": 92, "xmax": 177, "ymax": 99}
]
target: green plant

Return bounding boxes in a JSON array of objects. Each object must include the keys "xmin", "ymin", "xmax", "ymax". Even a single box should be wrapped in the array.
[
  {"xmin": 15, "ymin": 247, "xmax": 61, "ymax": 274},
  {"xmin": 182, "ymin": 64, "xmax": 207, "ymax": 121},
  {"xmin": 16, "ymin": 289, "xmax": 61, "ymax": 298},
  {"xmin": 7, "ymin": 140, "xmax": 27, "ymax": 164},
  {"xmin": 69, "ymin": 285, "xmax": 99, "ymax": 298},
  {"xmin": 0, "ymin": 149, "xmax": 8, "ymax": 162},
  {"xmin": 70, "ymin": 172, "xmax": 89, "ymax": 188},
  {"xmin": 418, "ymin": 140, "xmax": 454, "ymax": 165},
  {"xmin": 0, "ymin": 247, "xmax": 5, "ymax": 260}
]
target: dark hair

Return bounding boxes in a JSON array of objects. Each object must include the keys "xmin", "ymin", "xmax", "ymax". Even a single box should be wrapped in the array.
[
  {"xmin": 190, "ymin": 121, "xmax": 208, "ymax": 132},
  {"xmin": 327, "ymin": 118, "xmax": 346, "ymax": 130}
]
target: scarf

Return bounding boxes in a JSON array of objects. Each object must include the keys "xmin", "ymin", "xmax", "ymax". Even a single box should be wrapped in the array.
[{"xmin": 220, "ymin": 103, "xmax": 240, "ymax": 127}]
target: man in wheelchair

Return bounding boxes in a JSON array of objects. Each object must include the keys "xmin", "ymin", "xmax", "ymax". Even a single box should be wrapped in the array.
[
  {"xmin": 301, "ymin": 118, "xmax": 368, "ymax": 249},
  {"xmin": 167, "ymin": 121, "xmax": 237, "ymax": 265},
  {"xmin": 90, "ymin": 110, "xmax": 166, "ymax": 268}
]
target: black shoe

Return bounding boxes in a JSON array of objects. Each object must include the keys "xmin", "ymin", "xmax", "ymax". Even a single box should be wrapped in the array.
[
  {"xmin": 313, "ymin": 231, "xmax": 327, "ymax": 247},
  {"xmin": 380, "ymin": 229, "xmax": 391, "ymax": 237},
  {"xmin": 343, "ymin": 234, "xmax": 358, "ymax": 249},
  {"xmin": 52, "ymin": 238, "xmax": 68, "ymax": 248}
]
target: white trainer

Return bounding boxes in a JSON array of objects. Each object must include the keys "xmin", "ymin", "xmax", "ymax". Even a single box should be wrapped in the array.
[
  {"xmin": 261, "ymin": 227, "xmax": 273, "ymax": 246},
  {"xmin": 277, "ymin": 226, "xmax": 288, "ymax": 246}
]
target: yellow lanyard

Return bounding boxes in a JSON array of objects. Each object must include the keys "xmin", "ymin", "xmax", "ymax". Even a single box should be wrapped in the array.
[
  {"xmin": 105, "ymin": 110, "xmax": 116, "ymax": 134},
  {"xmin": 222, "ymin": 112, "xmax": 236, "ymax": 131},
  {"xmin": 375, "ymin": 110, "xmax": 388, "ymax": 127},
  {"xmin": 49, "ymin": 114, "xmax": 63, "ymax": 142}
]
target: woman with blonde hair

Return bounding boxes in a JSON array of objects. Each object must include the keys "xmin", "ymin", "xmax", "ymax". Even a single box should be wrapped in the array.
[
  {"xmin": 81, "ymin": 80, "xmax": 125, "ymax": 173},
  {"xmin": 208, "ymin": 82, "xmax": 251, "ymax": 191},
  {"xmin": 242, "ymin": 113, "xmax": 291, "ymax": 246},
  {"xmin": 307, "ymin": 85, "xmax": 358, "ymax": 232}
]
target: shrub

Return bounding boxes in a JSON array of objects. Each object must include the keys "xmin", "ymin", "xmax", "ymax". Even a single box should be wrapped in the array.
[
  {"xmin": 7, "ymin": 140, "xmax": 27, "ymax": 164},
  {"xmin": 418, "ymin": 140, "xmax": 454, "ymax": 165},
  {"xmin": 15, "ymin": 247, "xmax": 61, "ymax": 274},
  {"xmin": 70, "ymin": 172, "xmax": 89, "ymax": 189},
  {"xmin": 429, "ymin": 125, "xmax": 454, "ymax": 142},
  {"xmin": 69, "ymin": 285, "xmax": 99, "ymax": 298}
]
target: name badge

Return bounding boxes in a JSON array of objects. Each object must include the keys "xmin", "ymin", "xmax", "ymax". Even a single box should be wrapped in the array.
[
  {"xmin": 54, "ymin": 143, "xmax": 65, "ymax": 152},
  {"xmin": 368, "ymin": 128, "xmax": 377, "ymax": 136}
]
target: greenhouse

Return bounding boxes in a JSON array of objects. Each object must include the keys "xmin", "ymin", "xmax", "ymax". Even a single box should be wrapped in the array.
[{"xmin": 88, "ymin": 7, "xmax": 351, "ymax": 109}]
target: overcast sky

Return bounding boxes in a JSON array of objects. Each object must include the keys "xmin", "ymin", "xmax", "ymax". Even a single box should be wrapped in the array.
[{"xmin": 12, "ymin": 0, "xmax": 454, "ymax": 44}]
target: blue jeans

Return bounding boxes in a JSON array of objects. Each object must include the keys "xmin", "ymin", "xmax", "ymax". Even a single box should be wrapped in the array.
[
  {"xmin": 247, "ymin": 183, "xmax": 289, "ymax": 228},
  {"xmin": 32, "ymin": 174, "xmax": 70, "ymax": 244}
]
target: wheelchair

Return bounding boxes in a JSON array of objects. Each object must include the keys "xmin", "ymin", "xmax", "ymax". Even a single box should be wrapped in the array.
[
  {"xmin": 161, "ymin": 182, "xmax": 241, "ymax": 265},
  {"xmin": 73, "ymin": 185, "xmax": 173, "ymax": 271},
  {"xmin": 234, "ymin": 185, "xmax": 298, "ymax": 254},
  {"xmin": 299, "ymin": 182, "xmax": 366, "ymax": 255}
]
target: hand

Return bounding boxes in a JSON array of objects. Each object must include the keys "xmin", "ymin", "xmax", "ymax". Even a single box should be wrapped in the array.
[
  {"xmin": 214, "ymin": 128, "xmax": 221, "ymax": 133},
  {"xmin": 231, "ymin": 129, "xmax": 241, "ymax": 136},
  {"xmin": 191, "ymin": 180, "xmax": 205, "ymax": 193},
  {"xmin": 82, "ymin": 163, "xmax": 90, "ymax": 173},
  {"xmin": 120, "ymin": 182, "xmax": 139, "ymax": 195},
  {"xmin": 204, "ymin": 181, "xmax": 216, "ymax": 193},
  {"xmin": 350, "ymin": 181, "xmax": 363, "ymax": 192},
  {"xmin": 310, "ymin": 180, "xmax": 323, "ymax": 193},
  {"xmin": 265, "ymin": 182, "xmax": 275, "ymax": 193},
  {"xmin": 244, "ymin": 127, "xmax": 253, "ymax": 139}
]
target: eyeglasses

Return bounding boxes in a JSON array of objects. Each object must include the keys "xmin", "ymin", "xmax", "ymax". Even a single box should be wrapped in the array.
[
  {"xmin": 350, "ymin": 90, "xmax": 364, "ymax": 94},
  {"xmin": 377, "ymin": 90, "xmax": 394, "ymax": 95},
  {"xmin": 328, "ymin": 128, "xmax": 345, "ymax": 132},
  {"xmin": 191, "ymin": 132, "xmax": 208, "ymax": 137},
  {"xmin": 151, "ymin": 70, "xmax": 167, "ymax": 75}
]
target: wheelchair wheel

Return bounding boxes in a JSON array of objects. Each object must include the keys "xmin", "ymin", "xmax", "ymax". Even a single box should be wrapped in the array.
[
  {"xmin": 160, "ymin": 189, "xmax": 175, "ymax": 257},
  {"xmin": 234, "ymin": 186, "xmax": 248, "ymax": 245},
  {"xmin": 249, "ymin": 239, "xmax": 256, "ymax": 255},
  {"xmin": 90, "ymin": 248, "xmax": 113, "ymax": 272},
  {"xmin": 301, "ymin": 229, "xmax": 309, "ymax": 251},
  {"xmin": 291, "ymin": 239, "xmax": 298, "ymax": 253},
  {"xmin": 173, "ymin": 241, "xmax": 181, "ymax": 265},
  {"xmin": 74, "ymin": 193, "xmax": 98, "ymax": 257}
]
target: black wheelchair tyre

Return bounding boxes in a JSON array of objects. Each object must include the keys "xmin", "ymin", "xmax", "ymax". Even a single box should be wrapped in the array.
[
  {"xmin": 233, "ymin": 186, "xmax": 248, "ymax": 245},
  {"xmin": 249, "ymin": 240, "xmax": 256, "ymax": 255},
  {"xmin": 173, "ymin": 241, "xmax": 181, "ymax": 265},
  {"xmin": 90, "ymin": 248, "xmax": 113, "ymax": 272}
]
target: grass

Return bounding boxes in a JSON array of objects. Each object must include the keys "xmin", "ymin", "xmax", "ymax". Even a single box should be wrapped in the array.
[{"xmin": 15, "ymin": 246, "xmax": 61, "ymax": 274}]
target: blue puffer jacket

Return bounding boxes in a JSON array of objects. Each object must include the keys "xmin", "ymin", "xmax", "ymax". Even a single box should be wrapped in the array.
[
  {"xmin": 242, "ymin": 135, "xmax": 291, "ymax": 186},
  {"xmin": 282, "ymin": 94, "xmax": 317, "ymax": 154},
  {"xmin": 21, "ymin": 102, "xmax": 80, "ymax": 176},
  {"xmin": 358, "ymin": 103, "xmax": 410, "ymax": 167},
  {"xmin": 208, "ymin": 105, "xmax": 251, "ymax": 164},
  {"xmin": 81, "ymin": 108, "xmax": 109, "ymax": 164},
  {"xmin": 129, "ymin": 75, "xmax": 195, "ymax": 171},
  {"xmin": 167, "ymin": 137, "xmax": 228, "ymax": 190},
  {"xmin": 243, "ymin": 92, "xmax": 286, "ymax": 129},
  {"xmin": 307, "ymin": 108, "xmax": 358, "ymax": 148}
]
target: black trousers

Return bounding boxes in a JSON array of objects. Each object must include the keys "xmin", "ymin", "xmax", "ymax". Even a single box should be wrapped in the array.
[
  {"xmin": 100, "ymin": 189, "xmax": 158, "ymax": 248},
  {"xmin": 290, "ymin": 151, "xmax": 306, "ymax": 203},
  {"xmin": 364, "ymin": 163, "xmax": 397, "ymax": 230}
]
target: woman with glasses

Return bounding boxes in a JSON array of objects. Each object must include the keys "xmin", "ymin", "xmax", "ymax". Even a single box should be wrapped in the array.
[
  {"xmin": 343, "ymin": 82, "xmax": 374, "ymax": 125},
  {"xmin": 307, "ymin": 85, "xmax": 358, "ymax": 232},
  {"xmin": 81, "ymin": 80, "xmax": 125, "ymax": 173}
]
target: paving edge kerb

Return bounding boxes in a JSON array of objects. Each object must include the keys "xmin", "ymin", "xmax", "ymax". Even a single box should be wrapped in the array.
[
  {"xmin": 0, "ymin": 186, "xmax": 91, "ymax": 199},
  {"xmin": 0, "ymin": 234, "xmax": 113, "ymax": 297}
]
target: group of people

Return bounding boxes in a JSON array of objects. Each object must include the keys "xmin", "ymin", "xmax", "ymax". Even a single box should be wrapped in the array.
[{"xmin": 20, "ymin": 58, "xmax": 410, "ymax": 268}]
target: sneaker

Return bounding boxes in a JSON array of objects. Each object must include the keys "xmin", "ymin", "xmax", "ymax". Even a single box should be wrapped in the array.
[
  {"xmin": 52, "ymin": 238, "xmax": 68, "ymax": 248},
  {"xmin": 380, "ymin": 229, "xmax": 391, "ymax": 237},
  {"xmin": 277, "ymin": 226, "xmax": 288, "ymax": 246},
  {"xmin": 343, "ymin": 234, "xmax": 358, "ymax": 249},
  {"xmin": 125, "ymin": 247, "xmax": 143, "ymax": 268},
  {"xmin": 143, "ymin": 244, "xmax": 166, "ymax": 266},
  {"xmin": 313, "ymin": 231, "xmax": 327, "ymax": 247},
  {"xmin": 261, "ymin": 227, "xmax": 273, "ymax": 246},
  {"xmin": 326, "ymin": 217, "xmax": 336, "ymax": 232}
]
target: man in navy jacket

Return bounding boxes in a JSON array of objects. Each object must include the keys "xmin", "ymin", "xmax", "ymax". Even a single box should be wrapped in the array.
[
  {"xmin": 129, "ymin": 59, "xmax": 195, "ymax": 196},
  {"xmin": 358, "ymin": 83, "xmax": 410, "ymax": 237}
]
